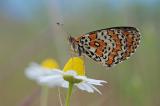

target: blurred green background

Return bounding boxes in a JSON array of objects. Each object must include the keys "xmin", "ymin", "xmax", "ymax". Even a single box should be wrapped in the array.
[{"xmin": 0, "ymin": 0, "xmax": 160, "ymax": 106}]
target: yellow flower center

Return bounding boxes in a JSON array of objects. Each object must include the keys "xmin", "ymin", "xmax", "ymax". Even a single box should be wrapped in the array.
[
  {"xmin": 63, "ymin": 57, "xmax": 85, "ymax": 76},
  {"xmin": 41, "ymin": 59, "xmax": 59, "ymax": 69}
]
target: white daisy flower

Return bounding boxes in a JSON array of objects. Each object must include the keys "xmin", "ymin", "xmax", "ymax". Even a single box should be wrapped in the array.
[
  {"xmin": 25, "ymin": 59, "xmax": 60, "ymax": 84},
  {"xmin": 39, "ymin": 57, "xmax": 107, "ymax": 94}
]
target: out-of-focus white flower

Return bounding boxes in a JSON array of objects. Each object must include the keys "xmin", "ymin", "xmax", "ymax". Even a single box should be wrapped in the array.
[{"xmin": 25, "ymin": 59, "xmax": 60, "ymax": 84}]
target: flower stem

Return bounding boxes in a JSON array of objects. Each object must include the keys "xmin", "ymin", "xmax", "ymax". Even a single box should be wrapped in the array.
[
  {"xmin": 65, "ymin": 82, "xmax": 74, "ymax": 106},
  {"xmin": 58, "ymin": 88, "xmax": 63, "ymax": 106},
  {"xmin": 40, "ymin": 86, "xmax": 49, "ymax": 106}
]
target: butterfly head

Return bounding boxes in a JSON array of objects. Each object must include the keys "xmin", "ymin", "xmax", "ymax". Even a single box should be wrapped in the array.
[{"xmin": 68, "ymin": 36, "xmax": 83, "ymax": 56}]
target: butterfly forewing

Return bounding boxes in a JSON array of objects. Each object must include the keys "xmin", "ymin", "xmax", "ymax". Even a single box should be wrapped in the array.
[{"xmin": 74, "ymin": 27, "xmax": 140, "ymax": 68}]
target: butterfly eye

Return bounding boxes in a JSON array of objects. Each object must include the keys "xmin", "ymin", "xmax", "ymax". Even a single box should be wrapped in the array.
[{"xmin": 68, "ymin": 36, "xmax": 79, "ymax": 53}]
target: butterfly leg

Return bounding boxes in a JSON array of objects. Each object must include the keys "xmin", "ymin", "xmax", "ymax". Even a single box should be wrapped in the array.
[{"xmin": 82, "ymin": 55, "xmax": 86, "ymax": 72}]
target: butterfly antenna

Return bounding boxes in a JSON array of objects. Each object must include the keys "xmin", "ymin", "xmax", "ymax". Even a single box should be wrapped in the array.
[
  {"xmin": 56, "ymin": 22, "xmax": 74, "ymax": 58},
  {"xmin": 82, "ymin": 55, "xmax": 86, "ymax": 72},
  {"xmin": 56, "ymin": 22, "xmax": 71, "ymax": 38},
  {"xmin": 56, "ymin": 22, "xmax": 72, "ymax": 47}
]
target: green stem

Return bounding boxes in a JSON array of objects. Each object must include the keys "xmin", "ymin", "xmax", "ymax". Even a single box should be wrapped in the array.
[
  {"xmin": 65, "ymin": 82, "xmax": 74, "ymax": 106},
  {"xmin": 40, "ymin": 86, "xmax": 49, "ymax": 106}
]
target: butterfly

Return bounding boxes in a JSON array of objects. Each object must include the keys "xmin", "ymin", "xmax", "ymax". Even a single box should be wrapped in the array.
[{"xmin": 68, "ymin": 27, "xmax": 141, "ymax": 68}]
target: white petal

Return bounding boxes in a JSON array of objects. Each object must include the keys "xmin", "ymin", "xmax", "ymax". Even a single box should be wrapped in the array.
[
  {"xmin": 43, "ymin": 69, "xmax": 63, "ymax": 77},
  {"xmin": 64, "ymin": 70, "xmax": 77, "ymax": 76},
  {"xmin": 39, "ymin": 75, "xmax": 65, "ymax": 87},
  {"xmin": 25, "ymin": 63, "xmax": 43, "ymax": 80},
  {"xmin": 85, "ymin": 78, "xmax": 107, "ymax": 86},
  {"xmin": 61, "ymin": 81, "xmax": 69, "ymax": 88},
  {"xmin": 74, "ymin": 76, "xmax": 86, "ymax": 80},
  {"xmin": 74, "ymin": 76, "xmax": 107, "ymax": 85},
  {"xmin": 74, "ymin": 76, "xmax": 106, "ymax": 94},
  {"xmin": 76, "ymin": 83, "xmax": 94, "ymax": 93},
  {"xmin": 87, "ymin": 83, "xmax": 102, "ymax": 94},
  {"xmin": 25, "ymin": 62, "xmax": 62, "ymax": 81}
]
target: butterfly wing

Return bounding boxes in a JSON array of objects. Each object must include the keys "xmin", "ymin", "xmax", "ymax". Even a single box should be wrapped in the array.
[{"xmin": 77, "ymin": 27, "xmax": 141, "ymax": 67}]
